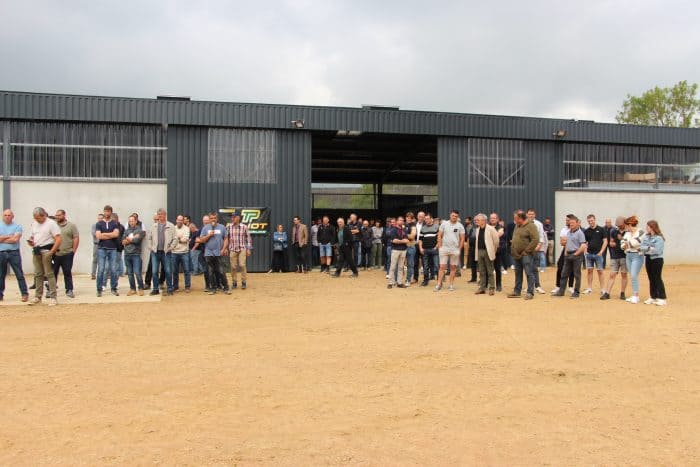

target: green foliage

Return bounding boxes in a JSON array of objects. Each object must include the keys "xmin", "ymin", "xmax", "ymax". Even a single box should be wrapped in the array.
[{"xmin": 616, "ymin": 80, "xmax": 699, "ymax": 127}]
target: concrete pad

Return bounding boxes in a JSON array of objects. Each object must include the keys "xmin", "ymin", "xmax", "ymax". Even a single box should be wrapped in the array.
[{"xmin": 0, "ymin": 274, "xmax": 161, "ymax": 306}]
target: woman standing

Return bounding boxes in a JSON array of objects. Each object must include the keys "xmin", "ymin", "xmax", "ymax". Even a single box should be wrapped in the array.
[
  {"xmin": 640, "ymin": 220, "xmax": 666, "ymax": 306},
  {"xmin": 621, "ymin": 216, "xmax": 644, "ymax": 304},
  {"xmin": 371, "ymin": 220, "xmax": 384, "ymax": 269},
  {"xmin": 270, "ymin": 224, "xmax": 288, "ymax": 273}
]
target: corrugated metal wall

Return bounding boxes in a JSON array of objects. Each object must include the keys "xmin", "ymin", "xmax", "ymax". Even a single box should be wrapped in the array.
[
  {"xmin": 167, "ymin": 126, "xmax": 311, "ymax": 272},
  {"xmin": 2, "ymin": 91, "xmax": 700, "ymax": 148},
  {"xmin": 438, "ymin": 137, "xmax": 561, "ymax": 221}
]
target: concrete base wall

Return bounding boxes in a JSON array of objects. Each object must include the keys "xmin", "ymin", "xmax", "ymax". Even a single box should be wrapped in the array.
[
  {"xmin": 11, "ymin": 180, "xmax": 167, "ymax": 275},
  {"xmin": 555, "ymin": 191, "xmax": 700, "ymax": 264}
]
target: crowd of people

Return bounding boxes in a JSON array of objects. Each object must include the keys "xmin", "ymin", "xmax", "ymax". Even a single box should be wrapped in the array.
[{"xmin": 0, "ymin": 205, "xmax": 667, "ymax": 307}]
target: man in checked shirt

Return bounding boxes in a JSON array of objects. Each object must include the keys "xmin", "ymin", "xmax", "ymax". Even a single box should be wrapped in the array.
[{"xmin": 227, "ymin": 213, "xmax": 253, "ymax": 290}]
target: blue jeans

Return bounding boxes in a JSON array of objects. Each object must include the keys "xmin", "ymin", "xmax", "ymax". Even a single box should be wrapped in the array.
[
  {"xmin": 539, "ymin": 250, "xmax": 547, "ymax": 269},
  {"xmin": 626, "ymin": 253, "xmax": 644, "ymax": 294},
  {"xmin": 171, "ymin": 252, "xmax": 191, "ymax": 289},
  {"xmin": 190, "ymin": 249, "xmax": 202, "ymax": 274},
  {"xmin": 0, "ymin": 249, "xmax": 29, "ymax": 297},
  {"xmin": 97, "ymin": 248, "xmax": 119, "ymax": 292},
  {"xmin": 405, "ymin": 246, "xmax": 416, "ymax": 282},
  {"xmin": 124, "ymin": 254, "xmax": 145, "ymax": 290},
  {"xmin": 353, "ymin": 241, "xmax": 362, "ymax": 266},
  {"xmin": 151, "ymin": 251, "xmax": 173, "ymax": 292},
  {"xmin": 116, "ymin": 251, "xmax": 124, "ymax": 276},
  {"xmin": 385, "ymin": 245, "xmax": 392, "ymax": 274},
  {"xmin": 422, "ymin": 248, "xmax": 439, "ymax": 281},
  {"xmin": 513, "ymin": 254, "xmax": 535, "ymax": 295},
  {"xmin": 532, "ymin": 251, "xmax": 545, "ymax": 287},
  {"xmin": 585, "ymin": 253, "xmax": 605, "ymax": 270}
]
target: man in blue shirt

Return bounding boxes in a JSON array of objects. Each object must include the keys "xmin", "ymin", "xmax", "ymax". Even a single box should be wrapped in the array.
[
  {"xmin": 95, "ymin": 205, "xmax": 121, "ymax": 297},
  {"xmin": 0, "ymin": 209, "xmax": 29, "ymax": 302},
  {"xmin": 198, "ymin": 212, "xmax": 231, "ymax": 295}
]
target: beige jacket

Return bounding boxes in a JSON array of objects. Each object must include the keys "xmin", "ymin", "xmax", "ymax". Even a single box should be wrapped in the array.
[
  {"xmin": 292, "ymin": 223, "xmax": 309, "ymax": 247},
  {"xmin": 148, "ymin": 221, "xmax": 178, "ymax": 253},
  {"xmin": 474, "ymin": 224, "xmax": 500, "ymax": 261}
]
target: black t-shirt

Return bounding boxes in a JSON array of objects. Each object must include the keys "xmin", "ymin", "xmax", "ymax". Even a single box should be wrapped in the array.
[
  {"xmin": 608, "ymin": 227, "xmax": 626, "ymax": 259},
  {"xmin": 584, "ymin": 225, "xmax": 607, "ymax": 254},
  {"xmin": 348, "ymin": 222, "xmax": 361, "ymax": 242},
  {"xmin": 543, "ymin": 223, "xmax": 554, "ymax": 241},
  {"xmin": 317, "ymin": 224, "xmax": 335, "ymax": 244},
  {"xmin": 477, "ymin": 227, "xmax": 486, "ymax": 250}
]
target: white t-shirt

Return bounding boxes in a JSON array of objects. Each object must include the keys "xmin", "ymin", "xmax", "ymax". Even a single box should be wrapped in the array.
[
  {"xmin": 31, "ymin": 218, "xmax": 61, "ymax": 247},
  {"xmin": 439, "ymin": 220, "xmax": 465, "ymax": 253},
  {"xmin": 533, "ymin": 219, "xmax": 547, "ymax": 252}
]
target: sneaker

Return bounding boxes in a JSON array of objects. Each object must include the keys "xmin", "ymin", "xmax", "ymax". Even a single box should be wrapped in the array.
[
  {"xmin": 552, "ymin": 291, "xmax": 564, "ymax": 297},
  {"xmin": 207, "ymin": 290, "xmax": 216, "ymax": 295},
  {"xmin": 433, "ymin": 284, "xmax": 442, "ymax": 292},
  {"xmin": 420, "ymin": 281, "xmax": 428, "ymax": 287},
  {"xmin": 138, "ymin": 289, "xmax": 144, "ymax": 296},
  {"xmin": 47, "ymin": 298, "xmax": 57, "ymax": 307},
  {"xmin": 643, "ymin": 298, "xmax": 655, "ymax": 305},
  {"xmin": 96, "ymin": 291, "xmax": 102, "ymax": 297},
  {"xmin": 28, "ymin": 297, "xmax": 41, "ymax": 305},
  {"xmin": 540, "ymin": 268, "xmax": 545, "ymax": 273},
  {"xmin": 111, "ymin": 289, "xmax": 119, "ymax": 297},
  {"xmin": 626, "ymin": 296, "xmax": 639, "ymax": 304},
  {"xmin": 655, "ymin": 299, "xmax": 667, "ymax": 306},
  {"xmin": 448, "ymin": 285, "xmax": 455, "ymax": 292},
  {"xmin": 185, "ymin": 288, "xmax": 191, "ymax": 293},
  {"xmin": 488, "ymin": 289, "xmax": 495, "ymax": 296},
  {"xmin": 568, "ymin": 287, "xmax": 575, "ymax": 295},
  {"xmin": 396, "ymin": 284, "xmax": 407, "ymax": 289},
  {"xmin": 385, "ymin": 274, "xmax": 390, "ymax": 279},
  {"xmin": 600, "ymin": 292, "xmax": 610, "ymax": 300},
  {"xmin": 583, "ymin": 288, "xmax": 592, "ymax": 294},
  {"xmin": 570, "ymin": 292, "xmax": 580, "ymax": 299},
  {"xmin": 166, "ymin": 290, "xmax": 174, "ymax": 296},
  {"xmin": 224, "ymin": 289, "xmax": 232, "ymax": 295},
  {"xmin": 524, "ymin": 293, "xmax": 534, "ymax": 300},
  {"xmin": 535, "ymin": 287, "xmax": 546, "ymax": 294},
  {"xmin": 350, "ymin": 274, "xmax": 358, "ymax": 278},
  {"xmin": 620, "ymin": 293, "xmax": 626, "ymax": 300},
  {"xmin": 66, "ymin": 290, "xmax": 75, "ymax": 298},
  {"xmin": 232, "ymin": 282, "xmax": 238, "ymax": 290},
  {"xmin": 510, "ymin": 265, "xmax": 515, "ymax": 270},
  {"xmin": 149, "ymin": 290, "xmax": 160, "ymax": 296},
  {"xmin": 127, "ymin": 289, "xmax": 137, "ymax": 296},
  {"xmin": 551, "ymin": 287, "xmax": 560, "ymax": 294},
  {"xmin": 404, "ymin": 282, "xmax": 410, "ymax": 287}
]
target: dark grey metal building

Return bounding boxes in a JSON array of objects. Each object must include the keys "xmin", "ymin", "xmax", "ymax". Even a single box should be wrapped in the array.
[{"xmin": 2, "ymin": 91, "xmax": 699, "ymax": 271}]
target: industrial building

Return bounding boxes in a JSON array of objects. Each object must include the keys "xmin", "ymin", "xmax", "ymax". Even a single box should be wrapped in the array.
[{"xmin": 1, "ymin": 90, "xmax": 699, "ymax": 272}]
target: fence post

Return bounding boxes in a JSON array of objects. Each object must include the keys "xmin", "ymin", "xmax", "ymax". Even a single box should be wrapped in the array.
[{"xmin": 654, "ymin": 165, "xmax": 660, "ymax": 190}]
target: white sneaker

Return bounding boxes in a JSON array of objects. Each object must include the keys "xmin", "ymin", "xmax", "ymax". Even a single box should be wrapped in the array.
[
  {"xmin": 510, "ymin": 265, "xmax": 515, "ymax": 270},
  {"xmin": 48, "ymin": 298, "xmax": 57, "ymax": 307},
  {"xmin": 655, "ymin": 299, "xmax": 667, "ymax": 306},
  {"xmin": 540, "ymin": 268, "xmax": 545, "ymax": 273},
  {"xmin": 568, "ymin": 287, "xmax": 574, "ymax": 295},
  {"xmin": 626, "ymin": 296, "xmax": 640, "ymax": 304},
  {"xmin": 385, "ymin": 274, "xmax": 389, "ymax": 279},
  {"xmin": 643, "ymin": 298, "xmax": 655, "ymax": 305},
  {"xmin": 535, "ymin": 287, "xmax": 546, "ymax": 294},
  {"xmin": 404, "ymin": 282, "xmax": 411, "ymax": 287},
  {"xmin": 28, "ymin": 297, "xmax": 41, "ymax": 306},
  {"xmin": 434, "ymin": 284, "xmax": 442, "ymax": 292},
  {"xmin": 551, "ymin": 287, "xmax": 561, "ymax": 294},
  {"xmin": 583, "ymin": 288, "xmax": 592, "ymax": 294},
  {"xmin": 448, "ymin": 285, "xmax": 455, "ymax": 291},
  {"xmin": 502, "ymin": 269, "xmax": 508, "ymax": 275}
]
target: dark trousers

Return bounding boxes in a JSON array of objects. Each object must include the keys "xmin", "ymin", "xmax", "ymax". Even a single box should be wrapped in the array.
[
  {"xmin": 560, "ymin": 253, "xmax": 583, "ymax": 293},
  {"xmin": 292, "ymin": 243, "xmax": 309, "ymax": 271},
  {"xmin": 335, "ymin": 244, "xmax": 358, "ymax": 275},
  {"xmin": 205, "ymin": 256, "xmax": 229, "ymax": 291},
  {"xmin": 151, "ymin": 251, "xmax": 173, "ymax": 292},
  {"xmin": 513, "ymin": 254, "xmax": 535, "ymax": 295},
  {"xmin": 52, "ymin": 252, "xmax": 74, "ymax": 292},
  {"xmin": 361, "ymin": 244, "xmax": 372, "ymax": 269},
  {"xmin": 414, "ymin": 249, "xmax": 422, "ymax": 279},
  {"xmin": 422, "ymin": 248, "xmax": 438, "ymax": 281},
  {"xmin": 556, "ymin": 250, "xmax": 575, "ymax": 288},
  {"xmin": 271, "ymin": 249, "xmax": 287, "ymax": 272},
  {"xmin": 171, "ymin": 252, "xmax": 191, "ymax": 290},
  {"xmin": 145, "ymin": 254, "xmax": 165, "ymax": 287},
  {"xmin": 0, "ymin": 250, "xmax": 28, "ymax": 297},
  {"xmin": 352, "ymin": 241, "xmax": 361, "ymax": 266},
  {"xmin": 494, "ymin": 251, "xmax": 503, "ymax": 289},
  {"xmin": 645, "ymin": 256, "xmax": 666, "ymax": 299}
]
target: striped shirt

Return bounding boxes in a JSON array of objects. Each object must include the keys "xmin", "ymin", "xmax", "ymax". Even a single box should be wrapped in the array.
[{"xmin": 227, "ymin": 223, "xmax": 253, "ymax": 252}]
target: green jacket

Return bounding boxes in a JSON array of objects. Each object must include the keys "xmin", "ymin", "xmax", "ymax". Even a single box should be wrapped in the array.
[{"xmin": 511, "ymin": 220, "xmax": 539, "ymax": 259}]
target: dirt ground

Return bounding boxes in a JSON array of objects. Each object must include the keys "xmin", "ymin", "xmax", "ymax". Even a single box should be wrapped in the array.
[{"xmin": 1, "ymin": 264, "xmax": 699, "ymax": 466}]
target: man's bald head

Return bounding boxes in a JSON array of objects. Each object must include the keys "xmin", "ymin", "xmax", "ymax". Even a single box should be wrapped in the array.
[{"xmin": 2, "ymin": 209, "xmax": 13, "ymax": 224}]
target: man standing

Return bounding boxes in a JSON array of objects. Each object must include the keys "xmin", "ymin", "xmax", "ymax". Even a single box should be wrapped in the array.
[
  {"xmin": 507, "ymin": 210, "xmax": 539, "ymax": 300},
  {"xmin": 404, "ymin": 212, "xmax": 418, "ymax": 286},
  {"xmin": 122, "ymin": 214, "xmax": 145, "ymax": 296},
  {"xmin": 464, "ymin": 216, "xmax": 476, "ymax": 281},
  {"xmin": 552, "ymin": 216, "xmax": 587, "ymax": 298},
  {"xmin": 310, "ymin": 218, "xmax": 320, "ymax": 269},
  {"xmin": 183, "ymin": 215, "xmax": 200, "ymax": 275},
  {"xmin": 28, "ymin": 207, "xmax": 61, "ymax": 306},
  {"xmin": 489, "ymin": 213, "xmax": 506, "ymax": 292},
  {"xmin": 199, "ymin": 212, "xmax": 231, "ymax": 295},
  {"xmin": 112, "ymin": 213, "xmax": 126, "ymax": 277},
  {"xmin": 583, "ymin": 214, "xmax": 608, "ymax": 295},
  {"xmin": 543, "ymin": 217, "xmax": 555, "ymax": 266},
  {"xmin": 95, "ymin": 205, "xmax": 120, "ymax": 297},
  {"xmin": 0, "ymin": 209, "xmax": 29, "ymax": 302},
  {"xmin": 418, "ymin": 213, "xmax": 439, "ymax": 286},
  {"xmin": 551, "ymin": 214, "xmax": 576, "ymax": 295},
  {"xmin": 435, "ymin": 210, "xmax": 465, "ymax": 292},
  {"xmin": 600, "ymin": 216, "xmax": 628, "ymax": 301},
  {"xmin": 291, "ymin": 216, "xmax": 309, "ymax": 273},
  {"xmin": 171, "ymin": 215, "xmax": 191, "ymax": 293},
  {"xmin": 414, "ymin": 211, "xmax": 425, "ymax": 283},
  {"xmin": 333, "ymin": 217, "xmax": 358, "ymax": 278},
  {"xmin": 474, "ymin": 213, "xmax": 500, "ymax": 295},
  {"xmin": 360, "ymin": 219, "xmax": 373, "ymax": 271},
  {"xmin": 228, "ymin": 213, "xmax": 253, "ymax": 290},
  {"xmin": 52, "ymin": 209, "xmax": 79, "ymax": 298},
  {"xmin": 317, "ymin": 215, "xmax": 335, "ymax": 273},
  {"xmin": 386, "ymin": 216, "xmax": 408, "ymax": 289},
  {"xmin": 347, "ymin": 213, "xmax": 362, "ymax": 267},
  {"xmin": 526, "ymin": 208, "xmax": 547, "ymax": 293},
  {"xmin": 91, "ymin": 213, "xmax": 103, "ymax": 280},
  {"xmin": 148, "ymin": 208, "xmax": 177, "ymax": 296}
]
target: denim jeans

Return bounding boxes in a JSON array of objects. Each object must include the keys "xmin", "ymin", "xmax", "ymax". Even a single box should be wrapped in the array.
[
  {"xmin": 0, "ymin": 250, "xmax": 28, "ymax": 297},
  {"xmin": 151, "ymin": 251, "xmax": 173, "ymax": 292},
  {"xmin": 385, "ymin": 245, "xmax": 392, "ymax": 274},
  {"xmin": 405, "ymin": 246, "xmax": 416, "ymax": 282},
  {"xmin": 171, "ymin": 252, "xmax": 191, "ymax": 289},
  {"xmin": 422, "ymin": 248, "xmax": 438, "ymax": 281},
  {"xmin": 513, "ymin": 254, "xmax": 535, "ymax": 295},
  {"xmin": 353, "ymin": 241, "xmax": 362, "ymax": 266},
  {"xmin": 97, "ymin": 248, "xmax": 119, "ymax": 292},
  {"xmin": 190, "ymin": 249, "xmax": 202, "ymax": 274},
  {"xmin": 532, "ymin": 251, "xmax": 545, "ymax": 287},
  {"xmin": 52, "ymin": 252, "xmax": 75, "ymax": 293},
  {"xmin": 124, "ymin": 254, "xmax": 145, "ymax": 290},
  {"xmin": 626, "ymin": 253, "xmax": 644, "ymax": 294}
]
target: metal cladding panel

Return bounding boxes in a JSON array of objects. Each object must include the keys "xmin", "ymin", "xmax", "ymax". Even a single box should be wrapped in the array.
[
  {"xmin": 2, "ymin": 91, "xmax": 700, "ymax": 147},
  {"xmin": 167, "ymin": 126, "xmax": 311, "ymax": 272},
  {"xmin": 438, "ymin": 137, "xmax": 560, "ymax": 221}
]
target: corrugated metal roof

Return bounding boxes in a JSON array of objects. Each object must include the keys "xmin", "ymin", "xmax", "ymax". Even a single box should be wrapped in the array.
[{"xmin": 1, "ymin": 90, "xmax": 699, "ymax": 147}]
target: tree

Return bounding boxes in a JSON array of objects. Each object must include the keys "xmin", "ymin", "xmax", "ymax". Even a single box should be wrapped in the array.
[{"xmin": 616, "ymin": 80, "xmax": 699, "ymax": 127}]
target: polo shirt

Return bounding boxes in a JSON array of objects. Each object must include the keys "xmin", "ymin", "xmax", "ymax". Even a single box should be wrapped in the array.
[
  {"xmin": 96, "ymin": 220, "xmax": 120, "ymax": 249},
  {"xmin": 584, "ymin": 225, "xmax": 607, "ymax": 254},
  {"xmin": 0, "ymin": 222, "xmax": 22, "ymax": 251},
  {"xmin": 608, "ymin": 227, "xmax": 626, "ymax": 259},
  {"xmin": 565, "ymin": 228, "xmax": 587, "ymax": 252}
]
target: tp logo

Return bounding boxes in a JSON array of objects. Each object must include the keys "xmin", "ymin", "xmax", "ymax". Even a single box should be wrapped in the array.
[{"xmin": 241, "ymin": 209, "xmax": 261, "ymax": 223}]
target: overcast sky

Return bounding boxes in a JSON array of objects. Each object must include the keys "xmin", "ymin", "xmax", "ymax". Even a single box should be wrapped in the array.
[{"xmin": 2, "ymin": 0, "xmax": 698, "ymax": 122}]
